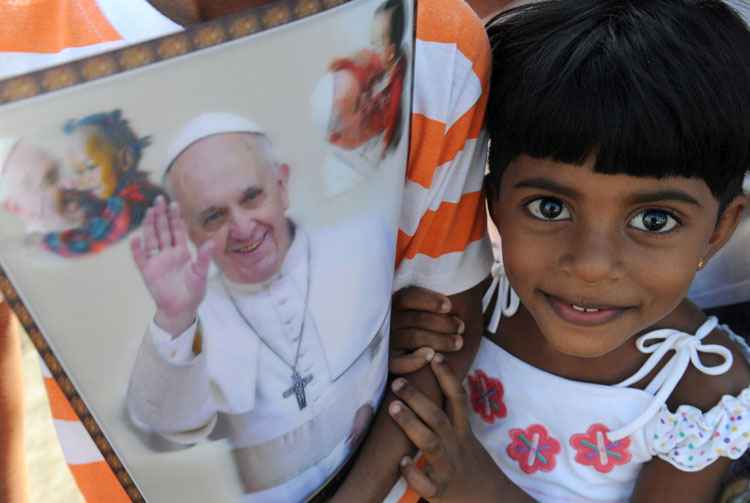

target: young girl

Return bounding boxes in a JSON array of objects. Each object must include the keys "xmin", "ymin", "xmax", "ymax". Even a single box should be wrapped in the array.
[{"xmin": 385, "ymin": 1, "xmax": 750, "ymax": 501}]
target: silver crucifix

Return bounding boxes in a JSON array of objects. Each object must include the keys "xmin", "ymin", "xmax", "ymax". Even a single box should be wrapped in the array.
[{"xmin": 283, "ymin": 371, "xmax": 314, "ymax": 410}]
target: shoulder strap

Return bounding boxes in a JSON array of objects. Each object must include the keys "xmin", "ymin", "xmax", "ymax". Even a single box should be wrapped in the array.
[{"xmin": 609, "ymin": 316, "xmax": 733, "ymax": 440}]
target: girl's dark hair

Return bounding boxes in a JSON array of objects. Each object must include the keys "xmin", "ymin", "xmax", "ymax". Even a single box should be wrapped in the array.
[{"xmin": 486, "ymin": 0, "xmax": 750, "ymax": 211}]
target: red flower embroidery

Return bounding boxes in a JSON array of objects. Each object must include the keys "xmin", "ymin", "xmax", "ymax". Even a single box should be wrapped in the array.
[
  {"xmin": 467, "ymin": 369, "xmax": 506, "ymax": 424},
  {"xmin": 507, "ymin": 424, "xmax": 561, "ymax": 474},
  {"xmin": 570, "ymin": 423, "xmax": 631, "ymax": 473}
]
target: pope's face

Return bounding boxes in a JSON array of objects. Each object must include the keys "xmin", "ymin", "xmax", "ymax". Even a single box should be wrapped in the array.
[{"xmin": 170, "ymin": 133, "xmax": 291, "ymax": 284}]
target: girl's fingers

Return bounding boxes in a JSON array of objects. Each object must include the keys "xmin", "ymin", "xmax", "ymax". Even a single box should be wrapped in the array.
[
  {"xmin": 389, "ymin": 399, "xmax": 447, "ymax": 461},
  {"xmin": 392, "ymin": 377, "xmax": 454, "ymax": 441},
  {"xmin": 391, "ymin": 310, "xmax": 464, "ymax": 335},
  {"xmin": 389, "ymin": 347, "xmax": 435, "ymax": 375},
  {"xmin": 400, "ymin": 457, "xmax": 439, "ymax": 500},
  {"xmin": 389, "ymin": 384, "xmax": 454, "ymax": 477},
  {"xmin": 391, "ymin": 327, "xmax": 464, "ymax": 352},
  {"xmin": 431, "ymin": 354, "xmax": 470, "ymax": 435},
  {"xmin": 393, "ymin": 286, "xmax": 451, "ymax": 314}
]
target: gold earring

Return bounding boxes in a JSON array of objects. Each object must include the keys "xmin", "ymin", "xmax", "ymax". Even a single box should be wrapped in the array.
[{"xmin": 698, "ymin": 258, "xmax": 705, "ymax": 270}]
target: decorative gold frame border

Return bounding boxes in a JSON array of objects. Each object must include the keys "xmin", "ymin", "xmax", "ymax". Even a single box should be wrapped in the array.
[
  {"xmin": 0, "ymin": 0, "xmax": 351, "ymax": 500},
  {"xmin": 0, "ymin": 0, "xmax": 350, "ymax": 105}
]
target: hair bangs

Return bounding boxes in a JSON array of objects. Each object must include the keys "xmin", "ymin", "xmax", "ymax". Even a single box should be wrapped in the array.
[{"xmin": 487, "ymin": 0, "xmax": 750, "ymax": 204}]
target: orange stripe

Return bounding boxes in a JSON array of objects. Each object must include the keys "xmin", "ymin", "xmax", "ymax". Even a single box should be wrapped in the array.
[
  {"xmin": 396, "ymin": 191, "xmax": 486, "ymax": 266},
  {"xmin": 407, "ymin": 114, "xmax": 446, "ymax": 188},
  {"xmin": 0, "ymin": 0, "xmax": 121, "ymax": 54},
  {"xmin": 439, "ymin": 91, "xmax": 488, "ymax": 164},
  {"xmin": 416, "ymin": 0, "xmax": 489, "ymax": 72},
  {"xmin": 44, "ymin": 377, "xmax": 79, "ymax": 421},
  {"xmin": 407, "ymin": 98, "xmax": 487, "ymax": 189},
  {"xmin": 69, "ymin": 461, "xmax": 131, "ymax": 503}
]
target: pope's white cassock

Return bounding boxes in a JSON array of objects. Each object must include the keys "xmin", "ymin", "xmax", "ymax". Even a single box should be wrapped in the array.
[{"xmin": 127, "ymin": 215, "xmax": 393, "ymax": 502}]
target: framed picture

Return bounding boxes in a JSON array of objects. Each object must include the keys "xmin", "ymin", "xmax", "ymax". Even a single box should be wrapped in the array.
[{"xmin": 0, "ymin": 0, "xmax": 413, "ymax": 500}]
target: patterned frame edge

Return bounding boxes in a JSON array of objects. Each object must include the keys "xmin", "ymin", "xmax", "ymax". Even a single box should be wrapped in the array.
[
  {"xmin": 0, "ymin": 0, "xmax": 350, "ymax": 500},
  {"xmin": 0, "ymin": 0, "xmax": 350, "ymax": 105}
]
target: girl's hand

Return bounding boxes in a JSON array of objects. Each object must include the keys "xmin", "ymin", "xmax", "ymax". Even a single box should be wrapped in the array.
[
  {"xmin": 390, "ymin": 287, "xmax": 466, "ymax": 374},
  {"xmin": 388, "ymin": 355, "xmax": 513, "ymax": 503}
]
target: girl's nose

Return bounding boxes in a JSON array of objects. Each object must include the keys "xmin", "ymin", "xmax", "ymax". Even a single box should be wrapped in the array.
[{"xmin": 559, "ymin": 225, "xmax": 626, "ymax": 284}]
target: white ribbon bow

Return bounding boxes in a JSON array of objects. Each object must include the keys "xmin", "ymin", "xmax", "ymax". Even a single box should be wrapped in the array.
[
  {"xmin": 482, "ymin": 260, "xmax": 520, "ymax": 334},
  {"xmin": 608, "ymin": 316, "xmax": 733, "ymax": 440}
]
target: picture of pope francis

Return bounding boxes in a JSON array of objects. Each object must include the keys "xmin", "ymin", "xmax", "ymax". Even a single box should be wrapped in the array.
[{"xmin": 125, "ymin": 113, "xmax": 392, "ymax": 502}]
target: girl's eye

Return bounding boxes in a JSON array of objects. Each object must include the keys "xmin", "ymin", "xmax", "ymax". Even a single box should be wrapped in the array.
[
  {"xmin": 629, "ymin": 209, "xmax": 679, "ymax": 233},
  {"xmin": 526, "ymin": 197, "xmax": 570, "ymax": 221}
]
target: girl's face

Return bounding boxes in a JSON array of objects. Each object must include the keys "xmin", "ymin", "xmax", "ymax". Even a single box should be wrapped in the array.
[{"xmin": 490, "ymin": 154, "xmax": 744, "ymax": 358}]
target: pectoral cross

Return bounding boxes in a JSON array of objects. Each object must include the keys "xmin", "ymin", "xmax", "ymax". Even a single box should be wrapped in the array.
[{"xmin": 283, "ymin": 370, "xmax": 314, "ymax": 410}]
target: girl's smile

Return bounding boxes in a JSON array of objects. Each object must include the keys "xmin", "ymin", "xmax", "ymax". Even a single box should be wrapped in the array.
[{"xmin": 541, "ymin": 291, "xmax": 632, "ymax": 327}]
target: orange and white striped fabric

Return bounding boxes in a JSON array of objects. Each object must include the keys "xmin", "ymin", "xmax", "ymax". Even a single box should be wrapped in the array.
[
  {"xmin": 40, "ymin": 359, "xmax": 131, "ymax": 502},
  {"xmin": 394, "ymin": 0, "xmax": 493, "ymax": 293},
  {"xmin": 389, "ymin": 2, "xmax": 492, "ymax": 501},
  {"xmin": 3, "ymin": 0, "xmax": 491, "ymax": 501}
]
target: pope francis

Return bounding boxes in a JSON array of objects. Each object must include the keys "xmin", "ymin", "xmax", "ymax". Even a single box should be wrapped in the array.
[{"xmin": 125, "ymin": 113, "xmax": 392, "ymax": 502}]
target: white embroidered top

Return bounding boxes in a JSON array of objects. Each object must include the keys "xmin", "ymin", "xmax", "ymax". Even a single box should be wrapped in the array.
[{"xmin": 474, "ymin": 268, "xmax": 750, "ymax": 502}]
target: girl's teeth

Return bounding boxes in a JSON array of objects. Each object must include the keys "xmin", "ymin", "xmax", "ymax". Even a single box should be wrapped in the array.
[{"xmin": 571, "ymin": 304, "xmax": 600, "ymax": 313}]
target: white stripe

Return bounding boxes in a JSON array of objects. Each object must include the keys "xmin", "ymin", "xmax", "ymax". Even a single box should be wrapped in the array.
[
  {"xmin": 412, "ymin": 40, "xmax": 483, "ymax": 129},
  {"xmin": 394, "ymin": 238, "xmax": 493, "ymax": 295},
  {"xmin": 399, "ymin": 134, "xmax": 487, "ymax": 236},
  {"xmin": 53, "ymin": 418, "xmax": 105, "ymax": 465}
]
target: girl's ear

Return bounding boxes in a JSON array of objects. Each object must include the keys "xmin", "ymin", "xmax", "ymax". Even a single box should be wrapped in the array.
[{"xmin": 704, "ymin": 194, "xmax": 747, "ymax": 263}]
